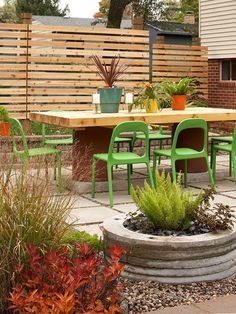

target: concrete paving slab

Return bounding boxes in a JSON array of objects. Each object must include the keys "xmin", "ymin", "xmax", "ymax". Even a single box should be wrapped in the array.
[
  {"xmin": 85, "ymin": 190, "xmax": 133, "ymax": 205},
  {"xmin": 113, "ymin": 202, "xmax": 138, "ymax": 213},
  {"xmin": 223, "ymin": 191, "xmax": 236, "ymax": 198},
  {"xmin": 76, "ymin": 224, "xmax": 103, "ymax": 237},
  {"xmin": 147, "ymin": 303, "xmax": 205, "ymax": 314},
  {"xmin": 190, "ymin": 180, "xmax": 236, "ymax": 192},
  {"xmin": 72, "ymin": 196, "xmax": 99, "ymax": 208},
  {"xmin": 68, "ymin": 206, "xmax": 118, "ymax": 225},
  {"xmin": 147, "ymin": 295, "xmax": 236, "ymax": 314},
  {"xmin": 211, "ymin": 194, "xmax": 236, "ymax": 207},
  {"xmin": 195, "ymin": 294, "xmax": 236, "ymax": 313}
]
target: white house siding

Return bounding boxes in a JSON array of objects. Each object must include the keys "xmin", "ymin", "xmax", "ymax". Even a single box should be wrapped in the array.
[{"xmin": 200, "ymin": 0, "xmax": 236, "ymax": 59}]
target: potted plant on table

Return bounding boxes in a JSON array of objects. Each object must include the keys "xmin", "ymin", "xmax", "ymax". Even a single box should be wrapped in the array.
[
  {"xmin": 0, "ymin": 106, "xmax": 10, "ymax": 136},
  {"xmin": 134, "ymin": 82, "xmax": 159, "ymax": 113},
  {"xmin": 161, "ymin": 77, "xmax": 196, "ymax": 110},
  {"xmin": 90, "ymin": 55, "xmax": 128, "ymax": 113}
]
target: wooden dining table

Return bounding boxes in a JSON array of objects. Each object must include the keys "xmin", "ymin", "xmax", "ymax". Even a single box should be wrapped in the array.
[{"xmin": 29, "ymin": 107, "xmax": 236, "ymax": 182}]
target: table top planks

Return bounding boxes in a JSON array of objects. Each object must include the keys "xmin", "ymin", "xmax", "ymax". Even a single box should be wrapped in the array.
[{"xmin": 29, "ymin": 107, "xmax": 236, "ymax": 128}]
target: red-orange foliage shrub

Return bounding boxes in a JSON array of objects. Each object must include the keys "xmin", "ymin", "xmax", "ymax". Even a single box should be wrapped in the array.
[{"xmin": 8, "ymin": 243, "xmax": 125, "ymax": 313}]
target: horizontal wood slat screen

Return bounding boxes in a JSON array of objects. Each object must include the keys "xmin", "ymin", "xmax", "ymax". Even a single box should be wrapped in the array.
[
  {"xmin": 0, "ymin": 24, "xmax": 28, "ymax": 118},
  {"xmin": 0, "ymin": 23, "xmax": 208, "ymax": 119},
  {"xmin": 26, "ymin": 24, "xmax": 149, "ymax": 116},
  {"xmin": 152, "ymin": 44, "xmax": 208, "ymax": 99}
]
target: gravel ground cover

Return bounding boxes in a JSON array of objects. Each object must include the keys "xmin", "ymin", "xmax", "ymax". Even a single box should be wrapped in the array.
[{"xmin": 122, "ymin": 277, "xmax": 236, "ymax": 313}]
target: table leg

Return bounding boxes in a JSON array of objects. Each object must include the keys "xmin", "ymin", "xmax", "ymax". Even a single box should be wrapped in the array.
[
  {"xmin": 172, "ymin": 124, "xmax": 208, "ymax": 173},
  {"xmin": 72, "ymin": 127, "xmax": 113, "ymax": 182}
]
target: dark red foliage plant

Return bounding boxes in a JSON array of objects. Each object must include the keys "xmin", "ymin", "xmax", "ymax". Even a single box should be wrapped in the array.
[
  {"xmin": 90, "ymin": 55, "xmax": 128, "ymax": 87},
  {"xmin": 8, "ymin": 243, "xmax": 125, "ymax": 313}
]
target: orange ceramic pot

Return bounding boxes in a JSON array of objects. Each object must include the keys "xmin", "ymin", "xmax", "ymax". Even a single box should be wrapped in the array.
[
  {"xmin": 0, "ymin": 122, "xmax": 10, "ymax": 136},
  {"xmin": 171, "ymin": 95, "xmax": 186, "ymax": 110}
]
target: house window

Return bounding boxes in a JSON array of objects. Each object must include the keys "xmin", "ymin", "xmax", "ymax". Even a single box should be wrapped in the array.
[{"xmin": 221, "ymin": 60, "xmax": 236, "ymax": 81}]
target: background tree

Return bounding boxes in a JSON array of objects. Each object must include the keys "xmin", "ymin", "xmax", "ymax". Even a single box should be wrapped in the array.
[
  {"xmin": 0, "ymin": 0, "xmax": 17, "ymax": 22},
  {"xmin": 15, "ymin": 0, "xmax": 68, "ymax": 20},
  {"xmin": 100, "ymin": 0, "xmax": 198, "ymax": 28},
  {"xmin": 173, "ymin": 0, "xmax": 199, "ymax": 22}
]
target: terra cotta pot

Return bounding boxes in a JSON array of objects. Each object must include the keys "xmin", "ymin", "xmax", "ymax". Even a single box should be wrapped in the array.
[
  {"xmin": 0, "ymin": 122, "xmax": 10, "ymax": 136},
  {"xmin": 171, "ymin": 95, "xmax": 186, "ymax": 110}
]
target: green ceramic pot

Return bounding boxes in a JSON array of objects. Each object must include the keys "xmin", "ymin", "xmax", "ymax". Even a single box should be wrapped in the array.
[{"xmin": 98, "ymin": 87, "xmax": 122, "ymax": 113}]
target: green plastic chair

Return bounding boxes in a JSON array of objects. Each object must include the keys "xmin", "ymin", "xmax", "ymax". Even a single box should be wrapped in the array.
[
  {"xmin": 211, "ymin": 125, "xmax": 236, "ymax": 183},
  {"xmin": 91, "ymin": 121, "xmax": 154, "ymax": 207},
  {"xmin": 42, "ymin": 123, "xmax": 73, "ymax": 146},
  {"xmin": 9, "ymin": 118, "xmax": 62, "ymax": 192},
  {"xmin": 153, "ymin": 118, "xmax": 214, "ymax": 187},
  {"xmin": 133, "ymin": 125, "xmax": 171, "ymax": 164},
  {"xmin": 210, "ymin": 135, "xmax": 233, "ymax": 174}
]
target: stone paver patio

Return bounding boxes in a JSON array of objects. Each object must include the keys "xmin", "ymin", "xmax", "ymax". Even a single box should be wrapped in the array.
[{"xmin": 55, "ymin": 155, "xmax": 236, "ymax": 237}]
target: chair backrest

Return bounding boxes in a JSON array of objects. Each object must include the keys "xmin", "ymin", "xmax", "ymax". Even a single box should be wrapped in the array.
[
  {"xmin": 9, "ymin": 117, "xmax": 28, "ymax": 154},
  {"xmin": 108, "ymin": 121, "xmax": 149, "ymax": 158},
  {"xmin": 171, "ymin": 118, "xmax": 208, "ymax": 155}
]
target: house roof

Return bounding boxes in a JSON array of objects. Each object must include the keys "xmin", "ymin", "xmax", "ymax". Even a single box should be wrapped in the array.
[
  {"xmin": 32, "ymin": 15, "xmax": 132, "ymax": 29},
  {"xmin": 145, "ymin": 21, "xmax": 198, "ymax": 36}
]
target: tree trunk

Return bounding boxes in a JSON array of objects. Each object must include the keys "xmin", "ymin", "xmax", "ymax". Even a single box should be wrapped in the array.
[{"xmin": 107, "ymin": 0, "xmax": 133, "ymax": 28}]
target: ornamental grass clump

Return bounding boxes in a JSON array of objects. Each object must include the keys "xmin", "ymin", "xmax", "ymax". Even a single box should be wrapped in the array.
[
  {"xmin": 131, "ymin": 171, "xmax": 202, "ymax": 231},
  {"xmin": 0, "ymin": 166, "xmax": 74, "ymax": 310}
]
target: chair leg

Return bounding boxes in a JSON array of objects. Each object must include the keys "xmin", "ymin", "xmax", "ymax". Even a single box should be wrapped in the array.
[
  {"xmin": 107, "ymin": 165, "xmax": 113, "ymax": 207},
  {"xmin": 229, "ymin": 153, "xmax": 232, "ymax": 177},
  {"xmin": 232, "ymin": 153, "xmax": 236, "ymax": 183},
  {"xmin": 153, "ymin": 152, "xmax": 157, "ymax": 186},
  {"xmin": 115, "ymin": 142, "xmax": 120, "ymax": 169},
  {"xmin": 184, "ymin": 159, "xmax": 187, "ymax": 188},
  {"xmin": 171, "ymin": 159, "xmax": 177, "ymax": 183},
  {"xmin": 56, "ymin": 153, "xmax": 62, "ymax": 193},
  {"xmin": 211, "ymin": 148, "xmax": 217, "ymax": 183},
  {"xmin": 128, "ymin": 141, "xmax": 133, "ymax": 174},
  {"xmin": 146, "ymin": 162, "xmax": 154, "ymax": 187},
  {"xmin": 210, "ymin": 139, "xmax": 214, "ymax": 169},
  {"xmin": 91, "ymin": 157, "xmax": 96, "ymax": 198},
  {"xmin": 127, "ymin": 164, "xmax": 131, "ymax": 194},
  {"xmin": 205, "ymin": 156, "xmax": 214, "ymax": 186},
  {"xmin": 158, "ymin": 140, "xmax": 163, "ymax": 165}
]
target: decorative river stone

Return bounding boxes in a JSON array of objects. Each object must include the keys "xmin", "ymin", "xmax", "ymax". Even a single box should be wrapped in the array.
[{"xmin": 103, "ymin": 214, "xmax": 236, "ymax": 284}]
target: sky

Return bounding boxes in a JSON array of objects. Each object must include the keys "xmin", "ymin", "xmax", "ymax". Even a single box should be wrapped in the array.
[
  {"xmin": 60, "ymin": 0, "xmax": 100, "ymax": 18},
  {"xmin": 0, "ymin": 0, "xmax": 100, "ymax": 18},
  {"xmin": 60, "ymin": 0, "xmax": 99, "ymax": 17}
]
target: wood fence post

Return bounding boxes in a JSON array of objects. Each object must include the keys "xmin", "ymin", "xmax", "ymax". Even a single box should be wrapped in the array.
[{"xmin": 21, "ymin": 13, "xmax": 32, "ymax": 133}]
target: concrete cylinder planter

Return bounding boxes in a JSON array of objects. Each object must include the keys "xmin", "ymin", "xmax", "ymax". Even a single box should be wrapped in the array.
[{"xmin": 103, "ymin": 214, "xmax": 236, "ymax": 284}]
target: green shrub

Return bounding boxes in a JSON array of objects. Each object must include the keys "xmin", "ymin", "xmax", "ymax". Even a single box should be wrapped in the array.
[
  {"xmin": 0, "ymin": 106, "xmax": 9, "ymax": 122},
  {"xmin": 131, "ymin": 171, "xmax": 202, "ymax": 230},
  {"xmin": 0, "ymin": 167, "xmax": 75, "ymax": 310},
  {"xmin": 61, "ymin": 229, "xmax": 102, "ymax": 251},
  {"xmin": 160, "ymin": 77, "xmax": 196, "ymax": 96}
]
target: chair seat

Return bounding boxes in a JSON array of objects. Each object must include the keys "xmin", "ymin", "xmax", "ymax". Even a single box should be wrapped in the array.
[
  {"xmin": 27, "ymin": 147, "xmax": 60, "ymax": 157},
  {"xmin": 154, "ymin": 147, "xmax": 201, "ymax": 157},
  {"xmin": 94, "ymin": 151, "xmax": 141, "ymax": 162},
  {"xmin": 212, "ymin": 136, "xmax": 233, "ymax": 143},
  {"xmin": 213, "ymin": 144, "xmax": 232, "ymax": 152},
  {"xmin": 135, "ymin": 132, "xmax": 171, "ymax": 140},
  {"xmin": 44, "ymin": 137, "xmax": 73, "ymax": 145},
  {"xmin": 114, "ymin": 136, "xmax": 132, "ymax": 143}
]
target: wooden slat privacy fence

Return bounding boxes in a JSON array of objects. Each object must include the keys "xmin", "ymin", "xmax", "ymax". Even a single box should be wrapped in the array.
[
  {"xmin": 0, "ymin": 23, "xmax": 208, "ymax": 119},
  {"xmin": 152, "ymin": 44, "xmax": 208, "ymax": 97}
]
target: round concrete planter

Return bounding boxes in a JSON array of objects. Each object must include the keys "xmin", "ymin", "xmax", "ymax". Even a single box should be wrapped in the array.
[{"xmin": 103, "ymin": 214, "xmax": 236, "ymax": 284}]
